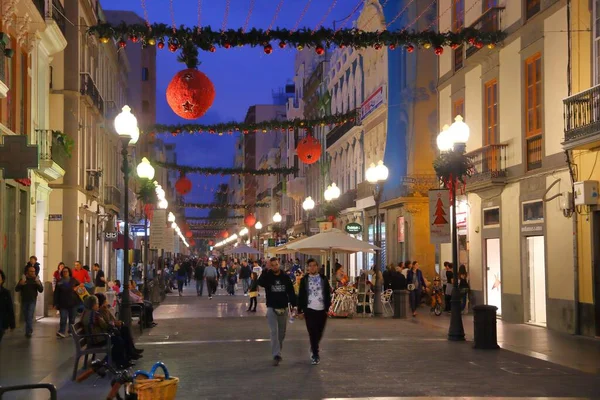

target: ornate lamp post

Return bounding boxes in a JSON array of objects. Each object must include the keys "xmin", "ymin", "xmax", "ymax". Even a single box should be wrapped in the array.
[
  {"xmin": 136, "ymin": 157, "xmax": 155, "ymax": 300},
  {"xmin": 255, "ymin": 221, "xmax": 263, "ymax": 254},
  {"xmin": 324, "ymin": 183, "xmax": 341, "ymax": 202},
  {"xmin": 272, "ymin": 212, "xmax": 282, "ymax": 223},
  {"xmin": 114, "ymin": 105, "xmax": 139, "ymax": 327},
  {"xmin": 366, "ymin": 160, "xmax": 389, "ymax": 316},
  {"xmin": 435, "ymin": 115, "xmax": 470, "ymax": 342},
  {"xmin": 302, "ymin": 196, "xmax": 315, "ymax": 236}
]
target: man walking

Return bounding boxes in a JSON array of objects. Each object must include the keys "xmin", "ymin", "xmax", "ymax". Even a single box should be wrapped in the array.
[
  {"xmin": 239, "ymin": 260, "xmax": 252, "ymax": 296},
  {"xmin": 15, "ymin": 265, "xmax": 44, "ymax": 337},
  {"xmin": 258, "ymin": 257, "xmax": 296, "ymax": 366},
  {"xmin": 195, "ymin": 261, "xmax": 206, "ymax": 296},
  {"xmin": 204, "ymin": 261, "xmax": 218, "ymax": 299},
  {"xmin": 93, "ymin": 263, "xmax": 106, "ymax": 293},
  {"xmin": 297, "ymin": 258, "xmax": 331, "ymax": 365}
]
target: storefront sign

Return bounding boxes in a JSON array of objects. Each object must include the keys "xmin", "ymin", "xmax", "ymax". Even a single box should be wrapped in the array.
[
  {"xmin": 49, "ymin": 214, "xmax": 62, "ymax": 221},
  {"xmin": 397, "ymin": 216, "xmax": 405, "ymax": 243},
  {"xmin": 521, "ymin": 225, "xmax": 543, "ymax": 233},
  {"xmin": 360, "ymin": 86, "xmax": 384, "ymax": 120},
  {"xmin": 429, "ymin": 190, "xmax": 451, "ymax": 244},
  {"xmin": 268, "ymin": 238, "xmax": 276, "ymax": 247},
  {"xmin": 319, "ymin": 222, "xmax": 333, "ymax": 232},
  {"xmin": 345, "ymin": 222, "xmax": 362, "ymax": 234},
  {"xmin": 150, "ymin": 210, "xmax": 166, "ymax": 250},
  {"xmin": 104, "ymin": 232, "xmax": 118, "ymax": 242}
]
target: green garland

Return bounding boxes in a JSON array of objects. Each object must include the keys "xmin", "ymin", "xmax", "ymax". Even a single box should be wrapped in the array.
[
  {"xmin": 152, "ymin": 110, "xmax": 358, "ymax": 136},
  {"xmin": 154, "ymin": 161, "xmax": 297, "ymax": 176},
  {"xmin": 186, "ymin": 216, "xmax": 244, "ymax": 220},
  {"xmin": 189, "ymin": 222, "xmax": 234, "ymax": 227},
  {"xmin": 184, "ymin": 202, "xmax": 270, "ymax": 210},
  {"xmin": 136, "ymin": 179, "xmax": 157, "ymax": 205},
  {"xmin": 433, "ymin": 151, "xmax": 474, "ymax": 185},
  {"xmin": 88, "ymin": 23, "xmax": 505, "ymax": 53}
]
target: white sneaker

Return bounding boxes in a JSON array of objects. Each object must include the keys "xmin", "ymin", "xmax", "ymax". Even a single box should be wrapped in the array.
[
  {"xmin": 244, "ymin": 293, "xmax": 248, "ymax": 297},
  {"xmin": 56, "ymin": 331, "xmax": 66, "ymax": 338}
]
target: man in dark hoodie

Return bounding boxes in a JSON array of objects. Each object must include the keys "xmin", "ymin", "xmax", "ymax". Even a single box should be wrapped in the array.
[
  {"xmin": 194, "ymin": 262, "xmax": 205, "ymax": 296},
  {"xmin": 258, "ymin": 257, "xmax": 297, "ymax": 366},
  {"xmin": 24, "ymin": 256, "xmax": 40, "ymax": 276},
  {"xmin": 15, "ymin": 265, "xmax": 43, "ymax": 337}
]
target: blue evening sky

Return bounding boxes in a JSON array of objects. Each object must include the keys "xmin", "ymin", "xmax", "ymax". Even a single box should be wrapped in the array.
[{"xmin": 100, "ymin": 0, "xmax": 361, "ymax": 216}]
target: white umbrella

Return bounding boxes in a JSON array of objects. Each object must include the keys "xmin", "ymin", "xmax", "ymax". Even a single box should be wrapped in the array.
[
  {"xmin": 285, "ymin": 229, "xmax": 380, "ymax": 254},
  {"xmin": 225, "ymin": 243, "xmax": 260, "ymax": 255},
  {"xmin": 272, "ymin": 236, "xmax": 322, "ymax": 255}
]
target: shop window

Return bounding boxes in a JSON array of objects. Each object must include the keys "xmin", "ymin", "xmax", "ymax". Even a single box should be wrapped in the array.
[
  {"xmin": 483, "ymin": 207, "xmax": 500, "ymax": 227},
  {"xmin": 522, "ymin": 200, "xmax": 544, "ymax": 223}
]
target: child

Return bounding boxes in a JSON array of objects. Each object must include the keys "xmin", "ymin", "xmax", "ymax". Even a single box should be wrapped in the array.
[{"xmin": 247, "ymin": 272, "xmax": 258, "ymax": 312}]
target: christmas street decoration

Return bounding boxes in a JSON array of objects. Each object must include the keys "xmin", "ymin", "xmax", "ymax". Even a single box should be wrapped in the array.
[{"xmin": 154, "ymin": 161, "xmax": 297, "ymax": 176}]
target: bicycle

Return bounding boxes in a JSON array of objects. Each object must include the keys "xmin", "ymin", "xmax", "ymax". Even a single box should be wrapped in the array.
[
  {"xmin": 77, "ymin": 359, "xmax": 135, "ymax": 400},
  {"xmin": 430, "ymin": 278, "xmax": 444, "ymax": 316}
]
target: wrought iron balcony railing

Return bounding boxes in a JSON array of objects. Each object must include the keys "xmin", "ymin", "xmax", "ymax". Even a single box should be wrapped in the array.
[
  {"xmin": 465, "ymin": 7, "xmax": 505, "ymax": 58},
  {"xmin": 80, "ymin": 73, "xmax": 104, "ymax": 114},
  {"xmin": 563, "ymin": 84, "xmax": 600, "ymax": 146},
  {"xmin": 465, "ymin": 143, "xmax": 509, "ymax": 183},
  {"xmin": 104, "ymin": 185, "xmax": 122, "ymax": 208},
  {"xmin": 326, "ymin": 109, "xmax": 361, "ymax": 149},
  {"xmin": 35, "ymin": 129, "xmax": 68, "ymax": 171},
  {"xmin": 49, "ymin": 0, "xmax": 66, "ymax": 34}
]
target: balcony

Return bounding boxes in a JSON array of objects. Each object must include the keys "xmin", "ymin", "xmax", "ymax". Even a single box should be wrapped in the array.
[
  {"xmin": 326, "ymin": 110, "xmax": 362, "ymax": 149},
  {"xmin": 85, "ymin": 170, "xmax": 101, "ymax": 196},
  {"xmin": 465, "ymin": 7, "xmax": 505, "ymax": 59},
  {"xmin": 35, "ymin": 129, "xmax": 66, "ymax": 181},
  {"xmin": 33, "ymin": 0, "xmax": 46, "ymax": 19},
  {"xmin": 257, "ymin": 188, "xmax": 271, "ymax": 202},
  {"xmin": 80, "ymin": 73, "xmax": 104, "ymax": 114},
  {"xmin": 465, "ymin": 143, "xmax": 508, "ymax": 192},
  {"xmin": 336, "ymin": 188, "xmax": 357, "ymax": 211},
  {"xmin": 563, "ymin": 84, "xmax": 600, "ymax": 150},
  {"xmin": 104, "ymin": 185, "xmax": 122, "ymax": 211},
  {"xmin": 48, "ymin": 0, "xmax": 66, "ymax": 35}
]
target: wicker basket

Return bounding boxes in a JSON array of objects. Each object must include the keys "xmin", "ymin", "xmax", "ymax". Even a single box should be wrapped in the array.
[{"xmin": 134, "ymin": 376, "xmax": 179, "ymax": 400}]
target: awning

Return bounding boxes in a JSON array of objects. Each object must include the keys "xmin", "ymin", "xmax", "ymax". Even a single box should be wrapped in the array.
[{"xmin": 112, "ymin": 233, "xmax": 134, "ymax": 250}]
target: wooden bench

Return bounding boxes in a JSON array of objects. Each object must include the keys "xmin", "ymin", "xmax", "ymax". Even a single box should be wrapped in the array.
[
  {"xmin": 114, "ymin": 293, "xmax": 145, "ymax": 333},
  {"xmin": 70, "ymin": 321, "xmax": 112, "ymax": 381}
]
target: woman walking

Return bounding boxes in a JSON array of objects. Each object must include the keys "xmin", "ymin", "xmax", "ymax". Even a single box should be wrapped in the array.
[
  {"xmin": 54, "ymin": 266, "xmax": 81, "ymax": 338},
  {"xmin": 407, "ymin": 261, "xmax": 426, "ymax": 317}
]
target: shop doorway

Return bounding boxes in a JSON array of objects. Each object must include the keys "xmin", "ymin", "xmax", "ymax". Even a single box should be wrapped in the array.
[
  {"xmin": 485, "ymin": 238, "xmax": 502, "ymax": 315},
  {"xmin": 527, "ymin": 235, "xmax": 547, "ymax": 326},
  {"xmin": 35, "ymin": 200, "xmax": 46, "ymax": 318}
]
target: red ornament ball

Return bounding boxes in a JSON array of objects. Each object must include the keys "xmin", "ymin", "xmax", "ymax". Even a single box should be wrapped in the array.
[
  {"xmin": 185, "ymin": 231, "xmax": 193, "ymax": 238},
  {"xmin": 222, "ymin": 231, "xmax": 229, "ymax": 239},
  {"xmin": 451, "ymin": 43, "xmax": 459, "ymax": 50},
  {"xmin": 166, "ymin": 68, "xmax": 216, "ymax": 120},
  {"xmin": 208, "ymin": 240, "xmax": 214, "ymax": 246},
  {"xmin": 175, "ymin": 174, "xmax": 193, "ymax": 195},
  {"xmin": 468, "ymin": 38, "xmax": 476, "ymax": 45},
  {"xmin": 434, "ymin": 46, "xmax": 444, "ymax": 56},
  {"xmin": 315, "ymin": 45, "xmax": 325, "ymax": 55},
  {"xmin": 130, "ymin": 35, "xmax": 139, "ymax": 43},
  {"xmin": 190, "ymin": 239, "xmax": 196, "ymax": 246},
  {"xmin": 209, "ymin": 46, "xmax": 216, "ymax": 53},
  {"xmin": 389, "ymin": 44, "xmax": 396, "ymax": 51},
  {"xmin": 374, "ymin": 43, "xmax": 382, "ymax": 50},
  {"xmin": 279, "ymin": 41, "xmax": 286, "ymax": 49},
  {"xmin": 296, "ymin": 134, "xmax": 322, "ymax": 165},
  {"xmin": 118, "ymin": 40, "xmax": 127, "ymax": 48},
  {"xmin": 224, "ymin": 42, "xmax": 232, "ymax": 49},
  {"xmin": 264, "ymin": 44, "xmax": 273, "ymax": 54},
  {"xmin": 168, "ymin": 42, "xmax": 178, "ymax": 52},
  {"xmin": 406, "ymin": 44, "xmax": 415, "ymax": 53},
  {"xmin": 244, "ymin": 213, "xmax": 257, "ymax": 228},
  {"xmin": 157, "ymin": 41, "xmax": 165, "ymax": 49},
  {"xmin": 475, "ymin": 42, "xmax": 484, "ymax": 49}
]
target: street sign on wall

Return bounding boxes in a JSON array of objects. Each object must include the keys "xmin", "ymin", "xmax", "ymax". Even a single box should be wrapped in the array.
[{"xmin": 429, "ymin": 190, "xmax": 451, "ymax": 244}]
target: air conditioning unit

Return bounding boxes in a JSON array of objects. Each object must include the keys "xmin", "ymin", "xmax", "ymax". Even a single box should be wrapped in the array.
[{"xmin": 574, "ymin": 181, "xmax": 599, "ymax": 206}]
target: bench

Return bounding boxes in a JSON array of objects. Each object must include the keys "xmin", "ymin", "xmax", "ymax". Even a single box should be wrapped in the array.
[
  {"xmin": 114, "ymin": 294, "xmax": 145, "ymax": 333},
  {"xmin": 70, "ymin": 321, "xmax": 112, "ymax": 381}
]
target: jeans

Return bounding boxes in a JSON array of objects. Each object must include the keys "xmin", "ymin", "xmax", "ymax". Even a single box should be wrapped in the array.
[
  {"xmin": 220, "ymin": 276, "xmax": 227, "ymax": 289},
  {"xmin": 206, "ymin": 278, "xmax": 217, "ymax": 296},
  {"xmin": 248, "ymin": 296, "xmax": 257, "ymax": 310},
  {"xmin": 266, "ymin": 308, "xmax": 288, "ymax": 358},
  {"xmin": 59, "ymin": 307, "xmax": 77, "ymax": 334},
  {"xmin": 177, "ymin": 279, "xmax": 184, "ymax": 293},
  {"xmin": 196, "ymin": 279, "xmax": 204, "ymax": 295},
  {"xmin": 304, "ymin": 308, "xmax": 327, "ymax": 357},
  {"xmin": 23, "ymin": 301, "xmax": 36, "ymax": 335},
  {"xmin": 242, "ymin": 278, "xmax": 251, "ymax": 294},
  {"xmin": 409, "ymin": 289, "xmax": 422, "ymax": 313}
]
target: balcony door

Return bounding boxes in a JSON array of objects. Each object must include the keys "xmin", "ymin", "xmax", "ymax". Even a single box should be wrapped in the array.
[{"xmin": 484, "ymin": 80, "xmax": 498, "ymax": 172}]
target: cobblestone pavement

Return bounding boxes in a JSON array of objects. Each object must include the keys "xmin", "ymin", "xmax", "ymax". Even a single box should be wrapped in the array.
[{"xmin": 1, "ymin": 283, "xmax": 599, "ymax": 400}]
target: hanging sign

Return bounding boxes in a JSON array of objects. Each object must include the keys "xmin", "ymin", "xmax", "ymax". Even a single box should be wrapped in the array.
[
  {"xmin": 345, "ymin": 222, "xmax": 362, "ymax": 234},
  {"xmin": 429, "ymin": 190, "xmax": 451, "ymax": 244},
  {"xmin": 150, "ymin": 210, "xmax": 166, "ymax": 250},
  {"xmin": 360, "ymin": 86, "xmax": 384, "ymax": 120}
]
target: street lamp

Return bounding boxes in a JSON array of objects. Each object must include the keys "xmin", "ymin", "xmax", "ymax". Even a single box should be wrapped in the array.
[
  {"xmin": 366, "ymin": 160, "xmax": 389, "ymax": 316},
  {"xmin": 168, "ymin": 212, "xmax": 176, "ymax": 223},
  {"xmin": 114, "ymin": 105, "xmax": 139, "ymax": 327},
  {"xmin": 302, "ymin": 196, "xmax": 315, "ymax": 236},
  {"xmin": 137, "ymin": 157, "xmax": 155, "ymax": 300},
  {"xmin": 324, "ymin": 183, "xmax": 341, "ymax": 202},
  {"xmin": 273, "ymin": 212, "xmax": 282, "ymax": 223},
  {"xmin": 436, "ymin": 115, "xmax": 469, "ymax": 342},
  {"xmin": 255, "ymin": 221, "xmax": 262, "ymax": 254}
]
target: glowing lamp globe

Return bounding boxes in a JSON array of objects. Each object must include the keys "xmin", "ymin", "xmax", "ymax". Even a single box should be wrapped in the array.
[
  {"xmin": 255, "ymin": 221, "xmax": 263, "ymax": 230},
  {"xmin": 157, "ymin": 199, "xmax": 168, "ymax": 209},
  {"xmin": 137, "ymin": 157, "xmax": 155, "ymax": 180},
  {"xmin": 366, "ymin": 163, "xmax": 377, "ymax": 183},
  {"xmin": 273, "ymin": 212, "xmax": 282, "ymax": 223},
  {"xmin": 130, "ymin": 126, "xmax": 140, "ymax": 145},
  {"xmin": 244, "ymin": 213, "xmax": 257, "ymax": 227},
  {"xmin": 450, "ymin": 115, "xmax": 470, "ymax": 144},
  {"xmin": 302, "ymin": 196, "xmax": 315, "ymax": 211},
  {"xmin": 114, "ymin": 105, "xmax": 138, "ymax": 144},
  {"xmin": 374, "ymin": 161, "xmax": 389, "ymax": 182},
  {"xmin": 168, "ymin": 212, "xmax": 176, "ymax": 222},
  {"xmin": 436, "ymin": 124, "xmax": 453, "ymax": 152}
]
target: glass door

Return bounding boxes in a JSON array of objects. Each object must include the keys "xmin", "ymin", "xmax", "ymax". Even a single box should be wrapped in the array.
[
  {"xmin": 527, "ymin": 236, "xmax": 547, "ymax": 325},
  {"xmin": 485, "ymin": 238, "xmax": 502, "ymax": 315}
]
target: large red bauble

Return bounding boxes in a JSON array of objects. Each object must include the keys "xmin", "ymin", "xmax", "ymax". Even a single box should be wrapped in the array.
[
  {"xmin": 208, "ymin": 240, "xmax": 214, "ymax": 246},
  {"xmin": 222, "ymin": 231, "xmax": 229, "ymax": 238},
  {"xmin": 185, "ymin": 231, "xmax": 193, "ymax": 238},
  {"xmin": 166, "ymin": 68, "xmax": 216, "ymax": 120},
  {"xmin": 296, "ymin": 134, "xmax": 322, "ymax": 164},
  {"xmin": 175, "ymin": 175, "xmax": 192, "ymax": 195},
  {"xmin": 190, "ymin": 239, "xmax": 196, "ymax": 246},
  {"xmin": 244, "ymin": 213, "xmax": 256, "ymax": 227}
]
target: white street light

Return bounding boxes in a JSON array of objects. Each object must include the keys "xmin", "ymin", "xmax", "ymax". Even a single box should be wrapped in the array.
[
  {"xmin": 136, "ymin": 157, "xmax": 155, "ymax": 180},
  {"xmin": 366, "ymin": 160, "xmax": 388, "ymax": 184},
  {"xmin": 114, "ymin": 105, "xmax": 138, "ymax": 145},
  {"xmin": 255, "ymin": 221, "xmax": 263, "ymax": 230},
  {"xmin": 273, "ymin": 212, "xmax": 282, "ymax": 223},
  {"xmin": 302, "ymin": 196, "xmax": 315, "ymax": 211},
  {"xmin": 324, "ymin": 183, "xmax": 341, "ymax": 201},
  {"xmin": 168, "ymin": 212, "xmax": 176, "ymax": 222},
  {"xmin": 366, "ymin": 163, "xmax": 377, "ymax": 183},
  {"xmin": 171, "ymin": 222, "xmax": 177, "ymax": 229},
  {"xmin": 240, "ymin": 227, "xmax": 249, "ymax": 236},
  {"xmin": 450, "ymin": 115, "xmax": 470, "ymax": 144},
  {"xmin": 157, "ymin": 199, "xmax": 168, "ymax": 209},
  {"xmin": 436, "ymin": 124, "xmax": 453, "ymax": 152}
]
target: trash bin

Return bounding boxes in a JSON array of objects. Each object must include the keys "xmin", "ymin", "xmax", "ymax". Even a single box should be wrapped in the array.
[
  {"xmin": 393, "ymin": 290, "xmax": 409, "ymax": 319},
  {"xmin": 472, "ymin": 305, "xmax": 499, "ymax": 349}
]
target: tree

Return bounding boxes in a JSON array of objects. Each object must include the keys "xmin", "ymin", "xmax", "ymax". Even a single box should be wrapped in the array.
[{"xmin": 432, "ymin": 198, "xmax": 448, "ymax": 225}]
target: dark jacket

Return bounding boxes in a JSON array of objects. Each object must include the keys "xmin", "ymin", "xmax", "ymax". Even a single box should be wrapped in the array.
[
  {"xmin": 194, "ymin": 265, "xmax": 205, "ymax": 280},
  {"xmin": 24, "ymin": 262, "xmax": 40, "ymax": 276},
  {"xmin": 239, "ymin": 265, "xmax": 251, "ymax": 279},
  {"xmin": 249, "ymin": 278, "xmax": 259, "ymax": 293},
  {"xmin": 15, "ymin": 277, "xmax": 43, "ymax": 303},
  {"xmin": 53, "ymin": 278, "xmax": 80, "ymax": 309},
  {"xmin": 382, "ymin": 269, "xmax": 392, "ymax": 290},
  {"xmin": 0, "ymin": 286, "xmax": 16, "ymax": 330},
  {"xmin": 390, "ymin": 271, "xmax": 407, "ymax": 290},
  {"xmin": 297, "ymin": 274, "xmax": 332, "ymax": 313},
  {"xmin": 257, "ymin": 269, "xmax": 296, "ymax": 309},
  {"xmin": 406, "ymin": 269, "xmax": 426, "ymax": 290}
]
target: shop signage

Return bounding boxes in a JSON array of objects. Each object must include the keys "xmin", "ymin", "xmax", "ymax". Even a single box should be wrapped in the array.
[
  {"xmin": 397, "ymin": 216, "xmax": 405, "ymax": 243},
  {"xmin": 521, "ymin": 225, "xmax": 543, "ymax": 233},
  {"xmin": 150, "ymin": 210, "xmax": 166, "ymax": 250},
  {"xmin": 360, "ymin": 86, "xmax": 384, "ymax": 120},
  {"xmin": 310, "ymin": 227, "xmax": 320, "ymax": 233},
  {"xmin": 49, "ymin": 214, "xmax": 62, "ymax": 221},
  {"xmin": 345, "ymin": 222, "xmax": 362, "ymax": 234},
  {"xmin": 429, "ymin": 190, "xmax": 451, "ymax": 244},
  {"xmin": 104, "ymin": 232, "xmax": 118, "ymax": 242},
  {"xmin": 319, "ymin": 222, "xmax": 333, "ymax": 232},
  {"xmin": 268, "ymin": 238, "xmax": 276, "ymax": 247}
]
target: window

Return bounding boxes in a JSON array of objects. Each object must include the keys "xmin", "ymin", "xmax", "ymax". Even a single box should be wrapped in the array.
[
  {"xmin": 20, "ymin": 51, "xmax": 27, "ymax": 135},
  {"xmin": 453, "ymin": 98, "xmax": 465, "ymax": 120},
  {"xmin": 454, "ymin": 46, "xmax": 464, "ymax": 72},
  {"xmin": 142, "ymin": 67, "xmax": 149, "ymax": 81},
  {"xmin": 525, "ymin": 53, "xmax": 542, "ymax": 170},
  {"xmin": 484, "ymin": 80, "xmax": 498, "ymax": 145},
  {"xmin": 526, "ymin": 0, "xmax": 541, "ymax": 20},
  {"xmin": 522, "ymin": 200, "xmax": 544, "ymax": 223},
  {"xmin": 483, "ymin": 207, "xmax": 500, "ymax": 227},
  {"xmin": 484, "ymin": 0, "xmax": 498, "ymax": 10},
  {"xmin": 452, "ymin": 0, "xmax": 465, "ymax": 31}
]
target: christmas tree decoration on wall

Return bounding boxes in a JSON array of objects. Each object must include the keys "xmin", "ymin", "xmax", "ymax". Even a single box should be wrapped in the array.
[
  {"xmin": 155, "ymin": 161, "xmax": 298, "ymax": 176},
  {"xmin": 88, "ymin": 24, "xmax": 505, "ymax": 53},
  {"xmin": 296, "ymin": 133, "xmax": 322, "ymax": 165},
  {"xmin": 175, "ymin": 173, "xmax": 193, "ymax": 195},
  {"xmin": 244, "ymin": 213, "xmax": 257, "ymax": 227}
]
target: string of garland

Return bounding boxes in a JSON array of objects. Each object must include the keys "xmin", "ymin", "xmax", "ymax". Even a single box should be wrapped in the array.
[
  {"xmin": 189, "ymin": 222, "xmax": 235, "ymax": 227},
  {"xmin": 186, "ymin": 215, "xmax": 244, "ymax": 220},
  {"xmin": 184, "ymin": 202, "xmax": 270, "ymax": 209},
  {"xmin": 89, "ymin": 23, "xmax": 505, "ymax": 54},
  {"xmin": 155, "ymin": 161, "xmax": 298, "ymax": 176},
  {"xmin": 152, "ymin": 110, "xmax": 358, "ymax": 136}
]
